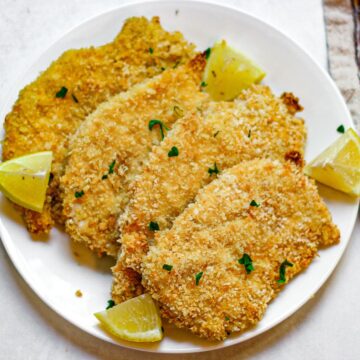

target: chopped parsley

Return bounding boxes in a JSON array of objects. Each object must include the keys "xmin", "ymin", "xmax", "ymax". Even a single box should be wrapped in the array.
[
  {"xmin": 162, "ymin": 264, "xmax": 173, "ymax": 271},
  {"xmin": 56, "ymin": 86, "xmax": 68, "ymax": 98},
  {"xmin": 168, "ymin": 146, "xmax": 179, "ymax": 157},
  {"xmin": 248, "ymin": 129, "xmax": 251, "ymax": 138},
  {"xmin": 213, "ymin": 131, "xmax": 220, "ymax": 138},
  {"xmin": 238, "ymin": 253, "xmax": 254, "ymax": 274},
  {"xmin": 149, "ymin": 47, "xmax": 154, "ymax": 54},
  {"xmin": 200, "ymin": 81, "xmax": 208, "ymax": 87},
  {"xmin": 101, "ymin": 174, "xmax": 108, "ymax": 180},
  {"xmin": 161, "ymin": 66, "xmax": 166, "ymax": 71},
  {"xmin": 225, "ymin": 316, "xmax": 230, "ymax": 321},
  {"xmin": 173, "ymin": 105, "xmax": 184, "ymax": 117},
  {"xmin": 204, "ymin": 47, "xmax": 211, "ymax": 60},
  {"xmin": 75, "ymin": 190, "xmax": 84, "ymax": 198},
  {"xmin": 149, "ymin": 221, "xmax": 160, "ymax": 231},
  {"xmin": 106, "ymin": 299, "xmax": 115, "ymax": 309},
  {"xmin": 337, "ymin": 124, "xmax": 345, "ymax": 133},
  {"xmin": 195, "ymin": 271, "xmax": 203, "ymax": 285},
  {"xmin": 173, "ymin": 60, "xmax": 180, "ymax": 69},
  {"xmin": 148, "ymin": 119, "xmax": 169, "ymax": 140},
  {"xmin": 108, "ymin": 160, "xmax": 116, "ymax": 174},
  {"xmin": 277, "ymin": 260, "xmax": 293, "ymax": 284},
  {"xmin": 250, "ymin": 200, "xmax": 260, "ymax": 207},
  {"xmin": 208, "ymin": 162, "xmax": 220, "ymax": 176},
  {"xmin": 71, "ymin": 93, "xmax": 79, "ymax": 103}
]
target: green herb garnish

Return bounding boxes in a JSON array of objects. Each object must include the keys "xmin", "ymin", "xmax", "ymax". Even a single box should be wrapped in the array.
[
  {"xmin": 200, "ymin": 81, "xmax": 208, "ymax": 87},
  {"xmin": 56, "ymin": 86, "xmax": 68, "ymax": 98},
  {"xmin": 173, "ymin": 60, "xmax": 180, "ymax": 69},
  {"xmin": 71, "ymin": 93, "xmax": 79, "ymax": 103},
  {"xmin": 161, "ymin": 66, "xmax": 166, "ymax": 71},
  {"xmin": 204, "ymin": 47, "xmax": 211, "ymax": 60},
  {"xmin": 75, "ymin": 190, "xmax": 84, "ymax": 198},
  {"xmin": 195, "ymin": 271, "xmax": 203, "ymax": 285},
  {"xmin": 238, "ymin": 253, "xmax": 254, "ymax": 274},
  {"xmin": 208, "ymin": 162, "xmax": 220, "ymax": 176},
  {"xmin": 250, "ymin": 200, "xmax": 260, "ymax": 207},
  {"xmin": 277, "ymin": 260, "xmax": 293, "ymax": 284},
  {"xmin": 106, "ymin": 300, "xmax": 115, "ymax": 309},
  {"xmin": 225, "ymin": 316, "xmax": 230, "ymax": 321},
  {"xmin": 149, "ymin": 47, "xmax": 154, "ymax": 54},
  {"xmin": 162, "ymin": 264, "xmax": 173, "ymax": 271},
  {"xmin": 148, "ymin": 119, "xmax": 169, "ymax": 140},
  {"xmin": 337, "ymin": 124, "xmax": 345, "ymax": 133},
  {"xmin": 149, "ymin": 221, "xmax": 160, "ymax": 231},
  {"xmin": 101, "ymin": 174, "xmax": 108, "ymax": 180},
  {"xmin": 248, "ymin": 129, "xmax": 251, "ymax": 138},
  {"xmin": 108, "ymin": 160, "xmax": 116, "ymax": 174},
  {"xmin": 168, "ymin": 146, "xmax": 179, "ymax": 157}
]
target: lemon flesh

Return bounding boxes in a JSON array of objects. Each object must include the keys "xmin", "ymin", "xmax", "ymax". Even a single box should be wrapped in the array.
[
  {"xmin": 94, "ymin": 294, "xmax": 163, "ymax": 342},
  {"xmin": 203, "ymin": 40, "xmax": 266, "ymax": 101},
  {"xmin": 304, "ymin": 128, "xmax": 360, "ymax": 196},
  {"xmin": 0, "ymin": 151, "xmax": 53, "ymax": 212}
]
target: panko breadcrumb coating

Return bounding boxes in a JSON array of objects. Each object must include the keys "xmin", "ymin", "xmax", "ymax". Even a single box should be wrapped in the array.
[
  {"xmin": 61, "ymin": 54, "xmax": 208, "ymax": 256},
  {"xmin": 112, "ymin": 85, "xmax": 307, "ymax": 303},
  {"xmin": 2, "ymin": 16, "xmax": 195, "ymax": 234},
  {"xmin": 142, "ymin": 159, "xmax": 340, "ymax": 340}
]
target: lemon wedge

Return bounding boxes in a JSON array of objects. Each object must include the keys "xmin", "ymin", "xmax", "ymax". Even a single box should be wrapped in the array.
[
  {"xmin": 94, "ymin": 294, "xmax": 163, "ymax": 342},
  {"xmin": 203, "ymin": 40, "xmax": 266, "ymax": 101},
  {"xmin": 304, "ymin": 128, "xmax": 360, "ymax": 196},
  {"xmin": 0, "ymin": 151, "xmax": 53, "ymax": 212}
]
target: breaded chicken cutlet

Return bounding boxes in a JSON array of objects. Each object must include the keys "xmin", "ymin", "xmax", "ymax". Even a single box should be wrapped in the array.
[
  {"xmin": 142, "ymin": 159, "xmax": 340, "ymax": 340},
  {"xmin": 112, "ymin": 85, "xmax": 307, "ymax": 303},
  {"xmin": 2, "ymin": 16, "xmax": 195, "ymax": 234},
  {"xmin": 61, "ymin": 54, "xmax": 208, "ymax": 257}
]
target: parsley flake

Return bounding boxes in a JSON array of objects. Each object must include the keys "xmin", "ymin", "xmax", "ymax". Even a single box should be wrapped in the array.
[
  {"xmin": 200, "ymin": 81, "xmax": 208, "ymax": 87},
  {"xmin": 208, "ymin": 162, "xmax": 220, "ymax": 176},
  {"xmin": 148, "ymin": 119, "xmax": 169, "ymax": 140},
  {"xmin": 56, "ymin": 86, "xmax": 68, "ymax": 98},
  {"xmin": 168, "ymin": 146, "xmax": 179, "ymax": 157},
  {"xmin": 149, "ymin": 47, "xmax": 154, "ymax": 54},
  {"xmin": 248, "ymin": 129, "xmax": 251, "ymax": 138},
  {"xmin": 204, "ymin": 47, "xmax": 211, "ymax": 60},
  {"xmin": 277, "ymin": 260, "xmax": 293, "ymax": 284},
  {"xmin": 149, "ymin": 221, "xmax": 160, "ymax": 231},
  {"xmin": 161, "ymin": 66, "xmax": 166, "ymax": 71},
  {"xmin": 106, "ymin": 299, "xmax": 115, "ymax": 309},
  {"xmin": 71, "ymin": 93, "xmax": 79, "ymax": 103},
  {"xmin": 173, "ymin": 60, "xmax": 180, "ymax": 69},
  {"xmin": 337, "ymin": 124, "xmax": 345, "ymax": 133},
  {"xmin": 75, "ymin": 190, "xmax": 84, "ymax": 198},
  {"xmin": 195, "ymin": 271, "xmax": 203, "ymax": 285},
  {"xmin": 225, "ymin": 316, "xmax": 230, "ymax": 321},
  {"xmin": 108, "ymin": 160, "xmax": 116, "ymax": 174},
  {"xmin": 250, "ymin": 200, "xmax": 260, "ymax": 207},
  {"xmin": 162, "ymin": 264, "xmax": 173, "ymax": 271},
  {"xmin": 101, "ymin": 174, "xmax": 108, "ymax": 180},
  {"xmin": 238, "ymin": 253, "xmax": 254, "ymax": 274}
]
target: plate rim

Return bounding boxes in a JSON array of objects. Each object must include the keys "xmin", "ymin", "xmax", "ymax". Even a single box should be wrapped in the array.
[{"xmin": 0, "ymin": 0, "xmax": 358, "ymax": 354}]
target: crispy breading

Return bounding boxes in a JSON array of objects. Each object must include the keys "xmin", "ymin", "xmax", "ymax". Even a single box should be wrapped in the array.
[
  {"xmin": 61, "ymin": 55, "xmax": 208, "ymax": 256},
  {"xmin": 141, "ymin": 159, "xmax": 340, "ymax": 340},
  {"xmin": 2, "ymin": 16, "xmax": 195, "ymax": 234},
  {"xmin": 112, "ymin": 85, "xmax": 308, "ymax": 303}
]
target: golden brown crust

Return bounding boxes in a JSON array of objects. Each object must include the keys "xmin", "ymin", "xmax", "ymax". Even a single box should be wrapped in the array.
[
  {"xmin": 112, "ymin": 84, "xmax": 307, "ymax": 302},
  {"xmin": 61, "ymin": 55, "xmax": 208, "ymax": 256},
  {"xmin": 281, "ymin": 92, "xmax": 303, "ymax": 115},
  {"xmin": 141, "ymin": 159, "xmax": 340, "ymax": 340},
  {"xmin": 2, "ymin": 16, "xmax": 195, "ymax": 233}
]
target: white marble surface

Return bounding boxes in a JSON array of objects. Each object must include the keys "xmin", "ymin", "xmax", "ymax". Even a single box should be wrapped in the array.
[{"xmin": 0, "ymin": 0, "xmax": 359, "ymax": 359}]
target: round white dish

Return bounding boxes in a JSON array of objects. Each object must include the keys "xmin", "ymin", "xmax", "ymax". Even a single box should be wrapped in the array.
[{"xmin": 0, "ymin": 0, "xmax": 358, "ymax": 354}]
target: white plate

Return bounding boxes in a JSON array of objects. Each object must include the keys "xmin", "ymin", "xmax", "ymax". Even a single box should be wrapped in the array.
[{"xmin": 0, "ymin": 0, "xmax": 358, "ymax": 354}]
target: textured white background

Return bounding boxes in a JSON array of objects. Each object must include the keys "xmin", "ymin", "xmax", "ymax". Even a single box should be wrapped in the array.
[{"xmin": 0, "ymin": 0, "xmax": 359, "ymax": 359}]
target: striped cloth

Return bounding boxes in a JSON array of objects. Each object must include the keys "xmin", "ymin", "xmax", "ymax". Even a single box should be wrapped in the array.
[{"xmin": 324, "ymin": 0, "xmax": 360, "ymax": 129}]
